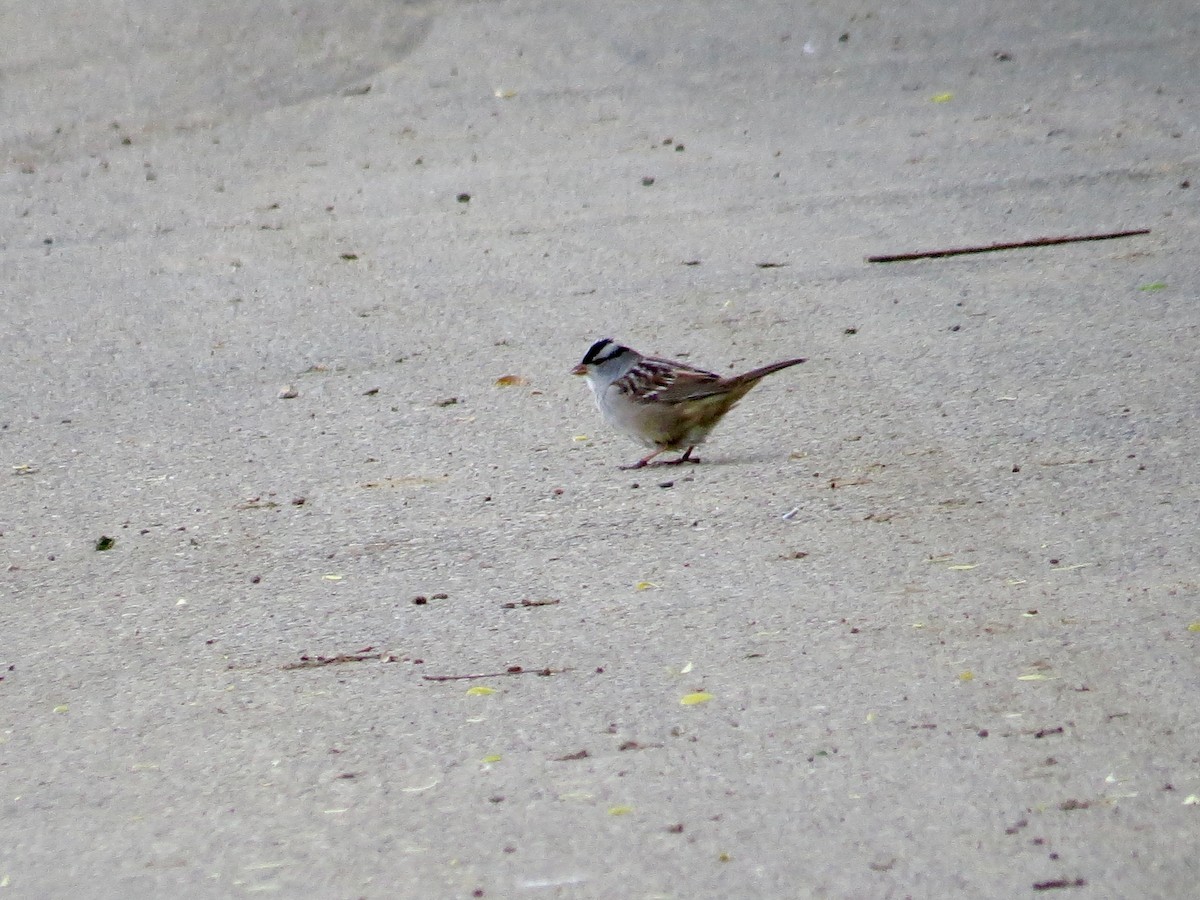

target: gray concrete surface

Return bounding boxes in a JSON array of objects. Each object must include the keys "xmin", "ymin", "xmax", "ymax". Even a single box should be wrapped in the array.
[{"xmin": 3, "ymin": 1, "xmax": 1199, "ymax": 896}]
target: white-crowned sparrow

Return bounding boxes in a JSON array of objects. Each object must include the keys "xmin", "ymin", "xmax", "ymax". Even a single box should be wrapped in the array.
[{"xmin": 571, "ymin": 338, "xmax": 806, "ymax": 469}]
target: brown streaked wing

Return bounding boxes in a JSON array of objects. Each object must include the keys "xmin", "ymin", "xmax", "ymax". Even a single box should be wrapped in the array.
[{"xmin": 618, "ymin": 359, "xmax": 723, "ymax": 404}]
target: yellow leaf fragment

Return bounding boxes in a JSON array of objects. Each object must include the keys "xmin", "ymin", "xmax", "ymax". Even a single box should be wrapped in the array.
[
  {"xmin": 931, "ymin": 92, "xmax": 954, "ymax": 103},
  {"xmin": 635, "ymin": 581, "xmax": 658, "ymax": 591},
  {"xmin": 1017, "ymin": 673, "xmax": 1049, "ymax": 681},
  {"xmin": 571, "ymin": 434, "xmax": 590, "ymax": 442},
  {"xmin": 608, "ymin": 805, "xmax": 634, "ymax": 816},
  {"xmin": 1187, "ymin": 621, "xmax": 1200, "ymax": 633},
  {"xmin": 481, "ymin": 754, "xmax": 502, "ymax": 764},
  {"xmin": 466, "ymin": 686, "xmax": 497, "ymax": 696},
  {"xmin": 494, "ymin": 374, "xmax": 529, "ymax": 387},
  {"xmin": 1107, "ymin": 791, "xmax": 1139, "ymax": 801},
  {"xmin": 680, "ymin": 692, "xmax": 714, "ymax": 706},
  {"xmin": 558, "ymin": 790, "xmax": 594, "ymax": 802},
  {"xmin": 53, "ymin": 704, "xmax": 69, "ymax": 714},
  {"xmin": 494, "ymin": 88, "xmax": 518, "ymax": 99},
  {"xmin": 401, "ymin": 780, "xmax": 440, "ymax": 793},
  {"xmin": 958, "ymin": 671, "xmax": 975, "ymax": 682},
  {"xmin": 323, "ymin": 573, "xmax": 344, "ymax": 581},
  {"xmin": 242, "ymin": 862, "xmax": 288, "ymax": 872},
  {"xmin": 680, "ymin": 661, "xmax": 694, "ymax": 675},
  {"xmin": 1183, "ymin": 795, "xmax": 1200, "ymax": 805}
]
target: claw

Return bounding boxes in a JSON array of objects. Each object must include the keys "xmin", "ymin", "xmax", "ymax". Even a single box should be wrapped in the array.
[
  {"xmin": 621, "ymin": 448, "xmax": 663, "ymax": 470},
  {"xmin": 662, "ymin": 446, "xmax": 700, "ymax": 466},
  {"xmin": 621, "ymin": 447, "xmax": 700, "ymax": 469}
]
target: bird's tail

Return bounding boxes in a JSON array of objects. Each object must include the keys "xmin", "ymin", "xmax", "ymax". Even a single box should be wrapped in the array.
[{"xmin": 736, "ymin": 357, "xmax": 806, "ymax": 382}]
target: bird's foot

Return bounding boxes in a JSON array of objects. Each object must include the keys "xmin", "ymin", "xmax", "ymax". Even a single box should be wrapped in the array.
[
  {"xmin": 663, "ymin": 447, "xmax": 700, "ymax": 466},
  {"xmin": 661, "ymin": 455, "xmax": 701, "ymax": 466},
  {"xmin": 620, "ymin": 447, "xmax": 700, "ymax": 470}
]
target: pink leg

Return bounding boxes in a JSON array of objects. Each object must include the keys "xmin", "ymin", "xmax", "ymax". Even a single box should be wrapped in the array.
[
  {"xmin": 620, "ymin": 448, "xmax": 667, "ymax": 470},
  {"xmin": 621, "ymin": 446, "xmax": 701, "ymax": 469},
  {"xmin": 664, "ymin": 446, "xmax": 700, "ymax": 466}
]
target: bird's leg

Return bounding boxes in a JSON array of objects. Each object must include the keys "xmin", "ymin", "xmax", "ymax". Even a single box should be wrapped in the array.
[
  {"xmin": 664, "ymin": 446, "xmax": 701, "ymax": 466},
  {"xmin": 620, "ymin": 448, "xmax": 666, "ymax": 470}
]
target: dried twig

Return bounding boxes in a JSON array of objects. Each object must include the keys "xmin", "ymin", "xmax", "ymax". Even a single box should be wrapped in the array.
[
  {"xmin": 1032, "ymin": 878, "xmax": 1087, "ymax": 891},
  {"xmin": 283, "ymin": 647, "xmax": 396, "ymax": 670},
  {"xmin": 422, "ymin": 666, "xmax": 564, "ymax": 682},
  {"xmin": 867, "ymin": 228, "xmax": 1149, "ymax": 263}
]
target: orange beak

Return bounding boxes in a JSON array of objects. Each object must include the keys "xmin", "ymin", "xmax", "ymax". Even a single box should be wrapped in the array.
[{"xmin": 571, "ymin": 363, "xmax": 588, "ymax": 376}]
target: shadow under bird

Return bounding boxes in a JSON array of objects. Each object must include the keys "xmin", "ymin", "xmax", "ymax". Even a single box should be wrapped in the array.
[{"xmin": 572, "ymin": 338, "xmax": 806, "ymax": 469}]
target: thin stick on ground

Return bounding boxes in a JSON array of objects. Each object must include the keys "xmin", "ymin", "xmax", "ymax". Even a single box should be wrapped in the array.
[
  {"xmin": 282, "ymin": 650, "xmax": 394, "ymax": 670},
  {"xmin": 422, "ymin": 667, "xmax": 565, "ymax": 682},
  {"xmin": 866, "ymin": 228, "xmax": 1150, "ymax": 263}
]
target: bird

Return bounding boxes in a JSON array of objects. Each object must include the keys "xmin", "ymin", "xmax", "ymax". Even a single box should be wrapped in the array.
[{"xmin": 571, "ymin": 338, "xmax": 806, "ymax": 469}]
